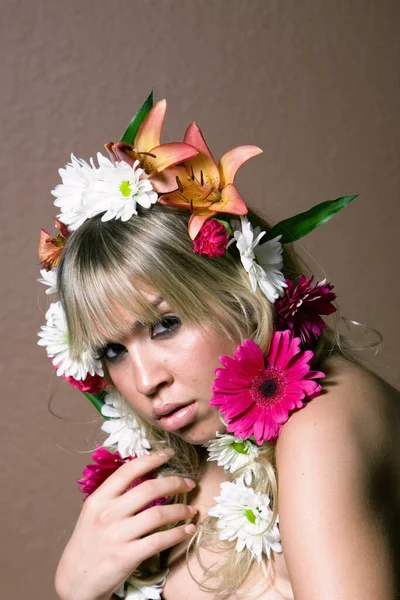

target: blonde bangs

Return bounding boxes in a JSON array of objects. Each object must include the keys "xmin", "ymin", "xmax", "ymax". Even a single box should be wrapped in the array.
[
  {"xmin": 60, "ymin": 259, "xmax": 162, "ymax": 357},
  {"xmin": 58, "ymin": 208, "xmax": 275, "ymax": 359}
]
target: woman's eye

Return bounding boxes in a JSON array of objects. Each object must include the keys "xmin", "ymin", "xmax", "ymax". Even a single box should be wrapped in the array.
[
  {"xmin": 150, "ymin": 316, "xmax": 181, "ymax": 339},
  {"xmin": 97, "ymin": 343, "xmax": 127, "ymax": 362}
]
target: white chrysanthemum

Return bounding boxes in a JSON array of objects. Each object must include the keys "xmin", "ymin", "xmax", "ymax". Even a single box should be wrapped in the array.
[
  {"xmin": 230, "ymin": 216, "xmax": 287, "ymax": 304},
  {"xmin": 93, "ymin": 153, "xmax": 158, "ymax": 222},
  {"xmin": 207, "ymin": 433, "xmax": 261, "ymax": 485},
  {"xmin": 208, "ymin": 478, "xmax": 282, "ymax": 562},
  {"xmin": 37, "ymin": 301, "xmax": 104, "ymax": 380},
  {"xmin": 101, "ymin": 391, "xmax": 151, "ymax": 458},
  {"xmin": 52, "ymin": 152, "xmax": 157, "ymax": 231},
  {"xmin": 114, "ymin": 571, "xmax": 168, "ymax": 600},
  {"xmin": 37, "ymin": 268, "xmax": 58, "ymax": 295},
  {"xmin": 52, "ymin": 154, "xmax": 101, "ymax": 231}
]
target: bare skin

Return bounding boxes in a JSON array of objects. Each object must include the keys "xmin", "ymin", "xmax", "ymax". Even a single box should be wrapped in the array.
[
  {"xmin": 55, "ymin": 289, "xmax": 400, "ymax": 599},
  {"xmin": 54, "ymin": 449, "xmax": 200, "ymax": 600},
  {"xmin": 163, "ymin": 357, "xmax": 400, "ymax": 599}
]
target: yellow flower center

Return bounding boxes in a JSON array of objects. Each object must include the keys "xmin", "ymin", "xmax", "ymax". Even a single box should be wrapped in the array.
[
  {"xmin": 119, "ymin": 180, "xmax": 132, "ymax": 197},
  {"xmin": 245, "ymin": 509, "xmax": 256, "ymax": 524},
  {"xmin": 232, "ymin": 441, "xmax": 248, "ymax": 454}
]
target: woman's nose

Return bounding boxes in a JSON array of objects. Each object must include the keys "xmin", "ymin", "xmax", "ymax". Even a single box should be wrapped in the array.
[{"xmin": 126, "ymin": 343, "xmax": 173, "ymax": 397}]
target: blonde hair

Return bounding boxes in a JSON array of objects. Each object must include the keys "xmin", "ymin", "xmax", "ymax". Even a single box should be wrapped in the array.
[{"xmin": 57, "ymin": 204, "xmax": 364, "ymax": 596}]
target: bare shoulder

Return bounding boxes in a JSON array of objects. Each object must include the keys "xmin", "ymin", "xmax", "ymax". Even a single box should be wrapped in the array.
[
  {"xmin": 275, "ymin": 357, "xmax": 400, "ymax": 599},
  {"xmin": 277, "ymin": 355, "xmax": 400, "ymax": 465}
]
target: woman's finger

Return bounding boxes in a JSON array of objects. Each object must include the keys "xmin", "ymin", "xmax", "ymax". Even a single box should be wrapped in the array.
[
  {"xmin": 91, "ymin": 449, "xmax": 175, "ymax": 499},
  {"xmin": 115, "ymin": 474, "xmax": 196, "ymax": 516},
  {"xmin": 120, "ymin": 503, "xmax": 198, "ymax": 541},
  {"xmin": 131, "ymin": 523, "xmax": 198, "ymax": 563}
]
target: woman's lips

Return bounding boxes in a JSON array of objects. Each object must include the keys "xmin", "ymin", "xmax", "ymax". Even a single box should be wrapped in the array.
[{"xmin": 158, "ymin": 401, "xmax": 198, "ymax": 432}]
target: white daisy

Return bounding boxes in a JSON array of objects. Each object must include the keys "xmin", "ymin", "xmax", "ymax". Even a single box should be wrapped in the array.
[
  {"xmin": 94, "ymin": 152, "xmax": 158, "ymax": 222},
  {"xmin": 52, "ymin": 154, "xmax": 101, "ymax": 231},
  {"xmin": 37, "ymin": 301, "xmax": 103, "ymax": 380},
  {"xmin": 206, "ymin": 433, "xmax": 261, "ymax": 485},
  {"xmin": 208, "ymin": 478, "xmax": 282, "ymax": 562},
  {"xmin": 37, "ymin": 267, "xmax": 58, "ymax": 295},
  {"xmin": 101, "ymin": 391, "xmax": 151, "ymax": 458},
  {"xmin": 230, "ymin": 216, "xmax": 287, "ymax": 304},
  {"xmin": 114, "ymin": 571, "xmax": 168, "ymax": 600},
  {"xmin": 52, "ymin": 152, "xmax": 157, "ymax": 231}
]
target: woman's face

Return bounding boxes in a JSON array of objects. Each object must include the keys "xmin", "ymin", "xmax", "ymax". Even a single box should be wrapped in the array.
[{"xmin": 100, "ymin": 289, "xmax": 239, "ymax": 445}]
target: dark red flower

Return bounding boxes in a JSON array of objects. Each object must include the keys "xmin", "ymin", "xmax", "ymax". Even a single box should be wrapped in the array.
[
  {"xmin": 77, "ymin": 447, "xmax": 167, "ymax": 509},
  {"xmin": 193, "ymin": 219, "xmax": 229, "ymax": 258},
  {"xmin": 274, "ymin": 275, "xmax": 336, "ymax": 345}
]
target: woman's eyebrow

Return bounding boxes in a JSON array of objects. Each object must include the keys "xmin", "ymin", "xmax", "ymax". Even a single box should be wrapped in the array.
[{"xmin": 130, "ymin": 296, "xmax": 165, "ymax": 332}]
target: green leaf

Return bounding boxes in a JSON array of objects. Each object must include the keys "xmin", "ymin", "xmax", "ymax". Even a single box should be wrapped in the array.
[
  {"xmin": 84, "ymin": 390, "xmax": 109, "ymax": 418},
  {"xmin": 268, "ymin": 195, "xmax": 358, "ymax": 244},
  {"xmin": 215, "ymin": 218, "xmax": 233, "ymax": 236},
  {"xmin": 120, "ymin": 90, "xmax": 154, "ymax": 145}
]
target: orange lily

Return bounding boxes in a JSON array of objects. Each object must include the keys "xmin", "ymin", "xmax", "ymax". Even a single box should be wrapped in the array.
[
  {"xmin": 38, "ymin": 219, "xmax": 70, "ymax": 271},
  {"xmin": 105, "ymin": 100, "xmax": 198, "ymax": 194},
  {"xmin": 159, "ymin": 123, "xmax": 262, "ymax": 238}
]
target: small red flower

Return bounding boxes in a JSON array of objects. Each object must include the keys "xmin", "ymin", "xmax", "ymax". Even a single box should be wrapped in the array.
[
  {"xmin": 77, "ymin": 447, "xmax": 167, "ymax": 509},
  {"xmin": 274, "ymin": 275, "xmax": 336, "ymax": 345},
  {"xmin": 193, "ymin": 219, "xmax": 229, "ymax": 258},
  {"xmin": 62, "ymin": 373, "xmax": 107, "ymax": 394}
]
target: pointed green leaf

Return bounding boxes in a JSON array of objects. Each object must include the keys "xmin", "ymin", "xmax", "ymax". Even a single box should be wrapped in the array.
[
  {"xmin": 268, "ymin": 195, "xmax": 358, "ymax": 244},
  {"xmin": 120, "ymin": 90, "xmax": 154, "ymax": 145},
  {"xmin": 215, "ymin": 218, "xmax": 232, "ymax": 236},
  {"xmin": 84, "ymin": 390, "xmax": 109, "ymax": 418}
]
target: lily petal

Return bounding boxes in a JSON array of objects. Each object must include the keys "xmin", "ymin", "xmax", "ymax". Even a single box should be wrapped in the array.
[
  {"xmin": 134, "ymin": 99, "xmax": 166, "ymax": 153},
  {"xmin": 159, "ymin": 168, "xmax": 214, "ymax": 209},
  {"xmin": 211, "ymin": 184, "xmax": 248, "ymax": 216},
  {"xmin": 104, "ymin": 142, "xmax": 139, "ymax": 167},
  {"xmin": 141, "ymin": 142, "xmax": 198, "ymax": 173},
  {"xmin": 149, "ymin": 167, "xmax": 182, "ymax": 194},
  {"xmin": 38, "ymin": 228, "xmax": 68, "ymax": 270},
  {"xmin": 183, "ymin": 123, "xmax": 220, "ymax": 188},
  {"xmin": 219, "ymin": 145, "xmax": 263, "ymax": 187},
  {"xmin": 188, "ymin": 213, "xmax": 212, "ymax": 240}
]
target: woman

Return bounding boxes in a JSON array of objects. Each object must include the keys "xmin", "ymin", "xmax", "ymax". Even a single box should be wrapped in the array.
[{"xmin": 38, "ymin": 95, "xmax": 400, "ymax": 599}]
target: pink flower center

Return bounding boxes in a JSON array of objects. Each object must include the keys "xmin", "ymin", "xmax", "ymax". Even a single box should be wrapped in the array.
[{"xmin": 250, "ymin": 366, "xmax": 286, "ymax": 408}]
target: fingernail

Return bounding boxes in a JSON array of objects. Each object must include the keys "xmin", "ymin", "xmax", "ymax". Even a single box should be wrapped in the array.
[
  {"xmin": 188, "ymin": 505, "xmax": 198, "ymax": 515},
  {"xmin": 184, "ymin": 478, "xmax": 196, "ymax": 489},
  {"xmin": 158, "ymin": 448, "xmax": 175, "ymax": 458},
  {"xmin": 184, "ymin": 524, "xmax": 197, "ymax": 534}
]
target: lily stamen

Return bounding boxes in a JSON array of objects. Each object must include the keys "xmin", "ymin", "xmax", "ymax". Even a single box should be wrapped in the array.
[{"xmin": 176, "ymin": 176, "xmax": 184, "ymax": 193}]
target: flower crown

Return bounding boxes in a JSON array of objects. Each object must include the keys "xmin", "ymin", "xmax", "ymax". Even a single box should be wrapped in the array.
[
  {"xmin": 38, "ymin": 90, "xmax": 355, "ymax": 401},
  {"xmin": 37, "ymin": 92, "xmax": 358, "ymax": 592}
]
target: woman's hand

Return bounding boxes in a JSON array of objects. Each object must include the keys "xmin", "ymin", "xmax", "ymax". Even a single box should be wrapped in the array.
[{"xmin": 55, "ymin": 449, "xmax": 197, "ymax": 600}]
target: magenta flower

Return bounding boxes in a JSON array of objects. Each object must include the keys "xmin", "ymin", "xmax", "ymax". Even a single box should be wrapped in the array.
[
  {"xmin": 210, "ymin": 331, "xmax": 325, "ymax": 444},
  {"xmin": 193, "ymin": 219, "xmax": 229, "ymax": 258},
  {"xmin": 274, "ymin": 275, "xmax": 336, "ymax": 345},
  {"xmin": 77, "ymin": 446, "xmax": 166, "ymax": 509},
  {"xmin": 62, "ymin": 372, "xmax": 107, "ymax": 394}
]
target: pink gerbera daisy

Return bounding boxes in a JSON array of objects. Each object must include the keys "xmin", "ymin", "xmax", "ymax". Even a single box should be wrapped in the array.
[
  {"xmin": 77, "ymin": 446, "xmax": 166, "ymax": 509},
  {"xmin": 274, "ymin": 275, "xmax": 336, "ymax": 345},
  {"xmin": 210, "ymin": 331, "xmax": 325, "ymax": 444}
]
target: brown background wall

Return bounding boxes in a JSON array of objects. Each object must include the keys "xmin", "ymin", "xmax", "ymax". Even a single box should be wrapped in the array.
[{"xmin": 1, "ymin": 1, "xmax": 399, "ymax": 598}]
